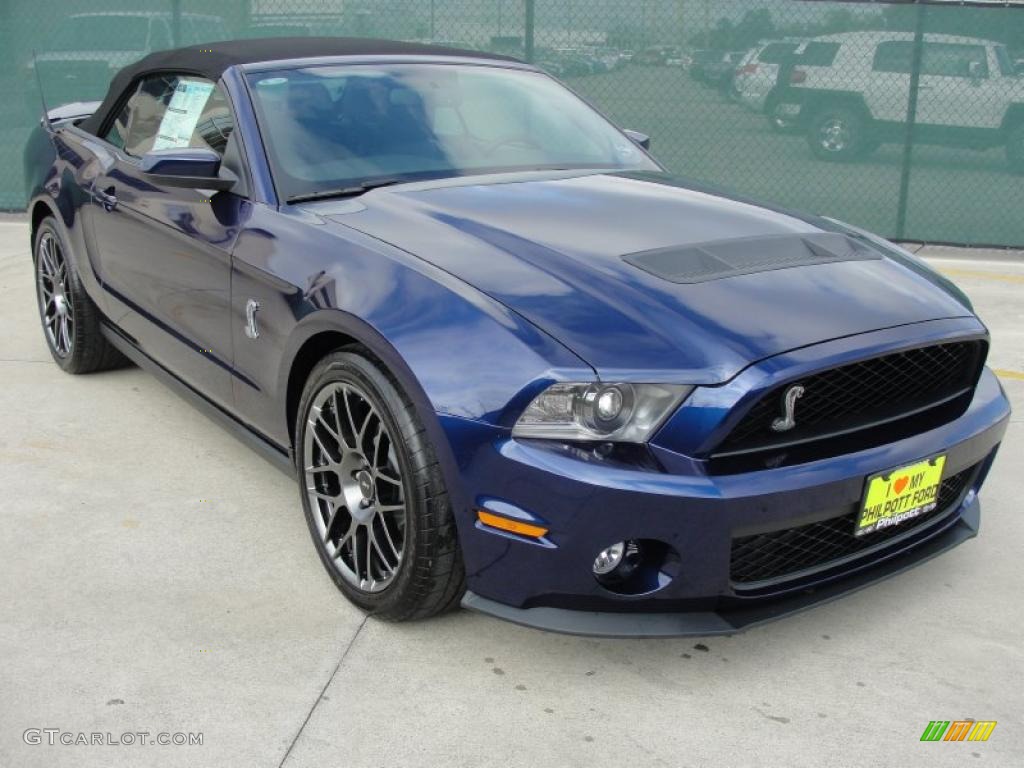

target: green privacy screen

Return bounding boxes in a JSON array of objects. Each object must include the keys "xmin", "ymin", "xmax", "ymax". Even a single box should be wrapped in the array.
[{"xmin": 2, "ymin": 0, "xmax": 1022, "ymax": 246}]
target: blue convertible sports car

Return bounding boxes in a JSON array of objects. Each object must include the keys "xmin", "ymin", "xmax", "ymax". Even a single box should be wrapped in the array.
[{"xmin": 25, "ymin": 38, "xmax": 1010, "ymax": 636}]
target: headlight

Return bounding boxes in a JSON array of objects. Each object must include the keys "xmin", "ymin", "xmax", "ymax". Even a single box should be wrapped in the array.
[{"xmin": 512, "ymin": 382, "xmax": 692, "ymax": 443}]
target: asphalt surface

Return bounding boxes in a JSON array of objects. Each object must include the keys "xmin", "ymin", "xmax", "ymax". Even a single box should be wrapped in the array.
[{"xmin": 0, "ymin": 219, "xmax": 1022, "ymax": 768}]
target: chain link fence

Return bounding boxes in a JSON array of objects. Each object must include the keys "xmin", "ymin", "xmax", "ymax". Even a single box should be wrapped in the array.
[{"xmin": 3, "ymin": 0, "xmax": 1023, "ymax": 245}]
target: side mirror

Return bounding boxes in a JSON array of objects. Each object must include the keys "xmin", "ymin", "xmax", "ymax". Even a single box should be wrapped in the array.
[
  {"xmin": 140, "ymin": 147, "xmax": 235, "ymax": 192},
  {"xmin": 623, "ymin": 129, "xmax": 651, "ymax": 150},
  {"xmin": 967, "ymin": 60, "xmax": 985, "ymax": 81}
]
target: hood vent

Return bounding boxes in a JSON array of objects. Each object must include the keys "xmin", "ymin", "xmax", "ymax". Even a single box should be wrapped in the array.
[{"xmin": 622, "ymin": 232, "xmax": 881, "ymax": 284}]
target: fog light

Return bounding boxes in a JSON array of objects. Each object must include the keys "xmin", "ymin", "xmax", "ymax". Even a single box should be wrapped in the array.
[
  {"xmin": 963, "ymin": 488, "xmax": 977, "ymax": 508},
  {"xmin": 593, "ymin": 541, "xmax": 626, "ymax": 575},
  {"xmin": 593, "ymin": 539, "xmax": 678, "ymax": 596}
]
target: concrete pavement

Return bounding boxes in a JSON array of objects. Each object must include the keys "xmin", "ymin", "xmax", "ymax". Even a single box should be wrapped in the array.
[{"xmin": 1, "ymin": 220, "xmax": 1022, "ymax": 767}]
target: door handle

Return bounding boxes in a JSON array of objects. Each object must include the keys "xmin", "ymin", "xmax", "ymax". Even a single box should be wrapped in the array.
[{"xmin": 93, "ymin": 185, "xmax": 118, "ymax": 212}]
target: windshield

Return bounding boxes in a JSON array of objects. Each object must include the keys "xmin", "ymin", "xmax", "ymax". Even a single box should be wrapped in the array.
[
  {"xmin": 49, "ymin": 17, "xmax": 149, "ymax": 52},
  {"xmin": 246, "ymin": 63, "xmax": 660, "ymax": 200}
]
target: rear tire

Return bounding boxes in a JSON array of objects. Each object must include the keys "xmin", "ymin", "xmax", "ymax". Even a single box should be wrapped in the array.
[
  {"xmin": 1007, "ymin": 123, "xmax": 1024, "ymax": 174},
  {"xmin": 295, "ymin": 348, "xmax": 465, "ymax": 621},
  {"xmin": 807, "ymin": 105, "xmax": 869, "ymax": 161},
  {"xmin": 33, "ymin": 216, "xmax": 127, "ymax": 374},
  {"xmin": 765, "ymin": 95, "xmax": 796, "ymax": 133}
]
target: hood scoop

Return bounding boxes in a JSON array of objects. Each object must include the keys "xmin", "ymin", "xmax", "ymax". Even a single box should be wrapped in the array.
[{"xmin": 622, "ymin": 232, "xmax": 881, "ymax": 284}]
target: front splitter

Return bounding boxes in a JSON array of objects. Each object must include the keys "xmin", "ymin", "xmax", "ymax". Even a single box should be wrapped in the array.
[{"xmin": 461, "ymin": 496, "xmax": 981, "ymax": 638}]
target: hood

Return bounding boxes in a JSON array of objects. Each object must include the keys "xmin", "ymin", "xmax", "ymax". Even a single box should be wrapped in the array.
[{"xmin": 324, "ymin": 171, "xmax": 972, "ymax": 383}]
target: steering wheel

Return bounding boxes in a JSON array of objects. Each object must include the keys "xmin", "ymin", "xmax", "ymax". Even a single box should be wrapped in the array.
[{"xmin": 482, "ymin": 135, "xmax": 543, "ymax": 156}]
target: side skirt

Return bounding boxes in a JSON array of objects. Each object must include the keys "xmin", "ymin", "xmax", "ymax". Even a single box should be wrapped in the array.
[{"xmin": 100, "ymin": 322, "xmax": 294, "ymax": 477}]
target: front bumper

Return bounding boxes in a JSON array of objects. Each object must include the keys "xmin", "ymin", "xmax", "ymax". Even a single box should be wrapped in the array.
[
  {"xmin": 463, "ymin": 492, "xmax": 982, "ymax": 638},
  {"xmin": 445, "ymin": 355, "xmax": 1010, "ymax": 636}
]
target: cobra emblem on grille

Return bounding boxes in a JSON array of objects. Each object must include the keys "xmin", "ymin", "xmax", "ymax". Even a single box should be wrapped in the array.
[{"xmin": 771, "ymin": 384, "xmax": 805, "ymax": 433}]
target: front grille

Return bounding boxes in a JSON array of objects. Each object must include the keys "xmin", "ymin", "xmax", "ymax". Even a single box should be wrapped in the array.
[
  {"xmin": 714, "ymin": 341, "xmax": 985, "ymax": 465},
  {"xmin": 729, "ymin": 465, "xmax": 976, "ymax": 586}
]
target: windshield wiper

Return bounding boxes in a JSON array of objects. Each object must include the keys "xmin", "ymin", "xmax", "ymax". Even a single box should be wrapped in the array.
[{"xmin": 286, "ymin": 178, "xmax": 406, "ymax": 204}]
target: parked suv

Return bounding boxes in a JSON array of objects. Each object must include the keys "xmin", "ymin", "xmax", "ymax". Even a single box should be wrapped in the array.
[{"xmin": 773, "ymin": 31, "xmax": 1024, "ymax": 171}]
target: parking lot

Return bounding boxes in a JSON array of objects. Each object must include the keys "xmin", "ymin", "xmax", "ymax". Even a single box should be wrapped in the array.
[
  {"xmin": 567, "ymin": 66, "xmax": 1024, "ymax": 247},
  {"xmin": 0, "ymin": 218, "xmax": 1022, "ymax": 767},
  {"xmin": 3, "ymin": 62, "xmax": 1023, "ymax": 248}
]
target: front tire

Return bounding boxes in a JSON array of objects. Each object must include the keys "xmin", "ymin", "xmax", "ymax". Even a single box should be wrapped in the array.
[
  {"xmin": 33, "ymin": 216, "xmax": 127, "ymax": 373},
  {"xmin": 296, "ymin": 349, "xmax": 465, "ymax": 621}
]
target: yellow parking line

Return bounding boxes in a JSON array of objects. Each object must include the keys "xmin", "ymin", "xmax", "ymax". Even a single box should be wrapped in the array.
[
  {"xmin": 939, "ymin": 268, "xmax": 1024, "ymax": 284},
  {"xmin": 994, "ymin": 369, "xmax": 1024, "ymax": 381}
]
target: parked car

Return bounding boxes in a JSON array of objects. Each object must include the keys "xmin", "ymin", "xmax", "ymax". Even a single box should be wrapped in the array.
[
  {"xmin": 772, "ymin": 31, "xmax": 1024, "ymax": 170},
  {"xmin": 732, "ymin": 39, "xmax": 804, "ymax": 111},
  {"xmin": 536, "ymin": 57, "xmax": 564, "ymax": 78},
  {"xmin": 239, "ymin": 22, "xmax": 321, "ymax": 38},
  {"xmin": 24, "ymin": 12, "xmax": 229, "ymax": 113},
  {"xmin": 635, "ymin": 46, "xmax": 678, "ymax": 66},
  {"xmin": 699, "ymin": 50, "xmax": 749, "ymax": 91},
  {"xmin": 24, "ymin": 37, "xmax": 1009, "ymax": 636},
  {"xmin": 593, "ymin": 48, "xmax": 628, "ymax": 72},
  {"xmin": 557, "ymin": 51, "xmax": 594, "ymax": 78},
  {"xmin": 688, "ymin": 48, "xmax": 724, "ymax": 80}
]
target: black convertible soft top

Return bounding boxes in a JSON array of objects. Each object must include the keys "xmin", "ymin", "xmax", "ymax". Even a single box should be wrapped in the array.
[{"xmin": 80, "ymin": 37, "xmax": 517, "ymax": 136}]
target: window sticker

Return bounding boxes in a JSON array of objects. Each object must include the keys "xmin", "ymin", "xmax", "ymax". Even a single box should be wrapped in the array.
[{"xmin": 152, "ymin": 79, "xmax": 215, "ymax": 150}]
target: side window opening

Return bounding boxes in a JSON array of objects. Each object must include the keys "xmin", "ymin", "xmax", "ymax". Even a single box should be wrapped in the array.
[
  {"xmin": 102, "ymin": 74, "xmax": 235, "ymax": 158},
  {"xmin": 873, "ymin": 41, "xmax": 913, "ymax": 75},
  {"xmin": 798, "ymin": 42, "xmax": 840, "ymax": 67},
  {"xmin": 995, "ymin": 46, "xmax": 1016, "ymax": 77},
  {"xmin": 922, "ymin": 43, "xmax": 989, "ymax": 79},
  {"xmin": 759, "ymin": 43, "xmax": 798, "ymax": 65}
]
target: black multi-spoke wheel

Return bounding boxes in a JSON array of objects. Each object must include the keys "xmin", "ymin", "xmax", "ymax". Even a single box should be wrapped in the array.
[
  {"xmin": 37, "ymin": 230, "xmax": 74, "ymax": 358},
  {"xmin": 33, "ymin": 217, "xmax": 127, "ymax": 374},
  {"xmin": 304, "ymin": 382, "xmax": 407, "ymax": 592},
  {"xmin": 296, "ymin": 349, "xmax": 465, "ymax": 620}
]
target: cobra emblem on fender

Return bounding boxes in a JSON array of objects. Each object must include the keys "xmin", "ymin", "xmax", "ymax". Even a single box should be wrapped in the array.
[
  {"xmin": 245, "ymin": 299, "xmax": 261, "ymax": 340},
  {"xmin": 771, "ymin": 384, "xmax": 805, "ymax": 433}
]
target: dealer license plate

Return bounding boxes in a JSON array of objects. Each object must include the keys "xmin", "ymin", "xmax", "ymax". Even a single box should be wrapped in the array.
[{"xmin": 856, "ymin": 455, "xmax": 947, "ymax": 537}]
